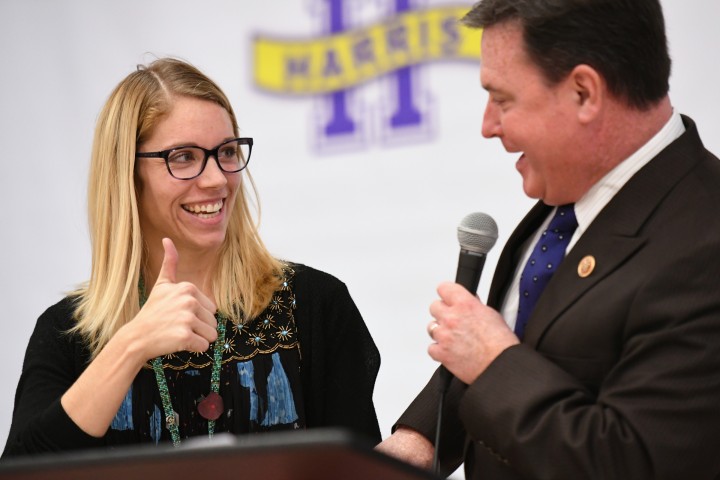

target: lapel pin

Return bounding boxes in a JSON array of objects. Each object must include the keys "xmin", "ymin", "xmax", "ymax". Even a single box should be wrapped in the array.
[{"xmin": 578, "ymin": 255, "xmax": 596, "ymax": 278}]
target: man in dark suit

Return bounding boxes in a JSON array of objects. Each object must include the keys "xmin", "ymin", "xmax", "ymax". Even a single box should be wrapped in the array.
[{"xmin": 377, "ymin": 0, "xmax": 720, "ymax": 478}]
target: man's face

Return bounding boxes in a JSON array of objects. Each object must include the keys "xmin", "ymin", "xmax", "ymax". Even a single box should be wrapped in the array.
[{"xmin": 480, "ymin": 21, "xmax": 592, "ymax": 205}]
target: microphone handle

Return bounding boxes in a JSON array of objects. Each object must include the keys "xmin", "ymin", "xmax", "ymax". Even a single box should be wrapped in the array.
[
  {"xmin": 436, "ymin": 250, "xmax": 488, "ymax": 391},
  {"xmin": 455, "ymin": 249, "xmax": 487, "ymax": 294},
  {"xmin": 434, "ymin": 246, "xmax": 491, "ymax": 473},
  {"xmin": 437, "ymin": 250, "xmax": 488, "ymax": 393}
]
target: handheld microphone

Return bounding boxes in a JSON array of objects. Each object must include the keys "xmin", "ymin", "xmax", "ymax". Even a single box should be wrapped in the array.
[
  {"xmin": 455, "ymin": 212, "xmax": 499, "ymax": 293},
  {"xmin": 433, "ymin": 213, "xmax": 497, "ymax": 474},
  {"xmin": 438, "ymin": 212, "xmax": 499, "ymax": 387}
]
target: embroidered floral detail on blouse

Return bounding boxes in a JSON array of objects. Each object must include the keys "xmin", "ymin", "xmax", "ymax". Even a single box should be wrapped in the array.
[
  {"xmin": 276, "ymin": 325, "xmax": 293, "ymax": 341},
  {"xmin": 260, "ymin": 314, "xmax": 275, "ymax": 330},
  {"xmin": 150, "ymin": 265, "xmax": 300, "ymax": 370},
  {"xmin": 269, "ymin": 295, "xmax": 283, "ymax": 313},
  {"xmin": 247, "ymin": 332, "xmax": 266, "ymax": 347}
]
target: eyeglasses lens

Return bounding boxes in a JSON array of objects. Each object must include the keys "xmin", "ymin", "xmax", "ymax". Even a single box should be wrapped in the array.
[{"xmin": 167, "ymin": 140, "xmax": 249, "ymax": 179}]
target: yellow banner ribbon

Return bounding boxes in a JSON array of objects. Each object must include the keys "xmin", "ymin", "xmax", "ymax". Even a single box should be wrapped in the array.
[{"xmin": 253, "ymin": 6, "xmax": 482, "ymax": 95}]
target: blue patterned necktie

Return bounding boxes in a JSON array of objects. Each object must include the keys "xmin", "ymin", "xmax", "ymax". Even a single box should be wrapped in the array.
[{"xmin": 515, "ymin": 204, "xmax": 578, "ymax": 340}]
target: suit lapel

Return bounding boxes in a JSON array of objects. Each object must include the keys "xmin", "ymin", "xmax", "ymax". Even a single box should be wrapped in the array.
[
  {"xmin": 523, "ymin": 234, "xmax": 645, "ymax": 345},
  {"xmin": 503, "ymin": 116, "xmax": 707, "ymax": 345}
]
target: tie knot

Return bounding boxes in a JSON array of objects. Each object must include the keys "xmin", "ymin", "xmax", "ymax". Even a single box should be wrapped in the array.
[{"xmin": 547, "ymin": 204, "xmax": 577, "ymax": 234}]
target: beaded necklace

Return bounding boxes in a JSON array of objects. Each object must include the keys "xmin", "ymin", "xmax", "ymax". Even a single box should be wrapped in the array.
[{"xmin": 139, "ymin": 281, "xmax": 227, "ymax": 447}]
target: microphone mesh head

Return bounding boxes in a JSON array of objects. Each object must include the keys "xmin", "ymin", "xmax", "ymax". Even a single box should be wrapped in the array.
[{"xmin": 457, "ymin": 212, "xmax": 498, "ymax": 254}]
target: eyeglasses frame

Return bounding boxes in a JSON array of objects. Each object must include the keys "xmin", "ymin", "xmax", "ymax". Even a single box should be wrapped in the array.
[{"xmin": 135, "ymin": 137, "xmax": 253, "ymax": 180}]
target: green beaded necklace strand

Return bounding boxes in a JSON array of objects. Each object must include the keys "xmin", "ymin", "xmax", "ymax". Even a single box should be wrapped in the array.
[
  {"xmin": 139, "ymin": 280, "xmax": 227, "ymax": 447},
  {"xmin": 151, "ymin": 316, "xmax": 226, "ymax": 447}
]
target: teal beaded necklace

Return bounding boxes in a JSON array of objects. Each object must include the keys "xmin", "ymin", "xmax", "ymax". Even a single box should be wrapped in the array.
[{"xmin": 140, "ymin": 281, "xmax": 227, "ymax": 447}]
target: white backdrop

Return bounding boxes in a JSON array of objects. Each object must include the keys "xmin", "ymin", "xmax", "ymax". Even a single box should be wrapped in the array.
[{"xmin": 1, "ymin": 0, "xmax": 718, "ymax": 460}]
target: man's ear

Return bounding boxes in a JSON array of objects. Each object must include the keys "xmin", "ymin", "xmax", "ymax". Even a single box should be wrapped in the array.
[{"xmin": 568, "ymin": 64, "xmax": 604, "ymax": 124}]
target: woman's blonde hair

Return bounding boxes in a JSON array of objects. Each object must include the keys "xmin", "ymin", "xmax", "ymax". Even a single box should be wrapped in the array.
[{"xmin": 71, "ymin": 58, "xmax": 283, "ymax": 357}]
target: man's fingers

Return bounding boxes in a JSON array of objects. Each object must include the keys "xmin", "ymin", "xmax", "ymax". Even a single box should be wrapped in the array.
[
  {"xmin": 437, "ymin": 281, "xmax": 477, "ymax": 306},
  {"xmin": 427, "ymin": 321, "xmax": 439, "ymax": 341}
]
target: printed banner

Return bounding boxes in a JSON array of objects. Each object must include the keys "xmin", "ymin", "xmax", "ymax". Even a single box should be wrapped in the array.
[{"xmin": 253, "ymin": 5, "xmax": 482, "ymax": 95}]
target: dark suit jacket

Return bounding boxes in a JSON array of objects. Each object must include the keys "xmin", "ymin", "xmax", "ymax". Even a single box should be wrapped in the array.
[{"xmin": 397, "ymin": 116, "xmax": 720, "ymax": 479}]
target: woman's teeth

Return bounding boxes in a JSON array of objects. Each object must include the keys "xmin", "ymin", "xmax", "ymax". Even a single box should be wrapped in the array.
[{"xmin": 183, "ymin": 200, "xmax": 223, "ymax": 218}]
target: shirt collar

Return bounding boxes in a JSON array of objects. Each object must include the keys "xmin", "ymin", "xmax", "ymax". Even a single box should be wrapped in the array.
[{"xmin": 571, "ymin": 111, "xmax": 685, "ymax": 242}]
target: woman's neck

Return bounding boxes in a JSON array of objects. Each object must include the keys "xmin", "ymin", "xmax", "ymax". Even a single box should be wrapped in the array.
[{"xmin": 143, "ymin": 243, "xmax": 219, "ymax": 299}]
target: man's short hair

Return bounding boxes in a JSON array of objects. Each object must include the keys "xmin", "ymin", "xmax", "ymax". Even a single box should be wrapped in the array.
[{"xmin": 463, "ymin": 0, "xmax": 671, "ymax": 110}]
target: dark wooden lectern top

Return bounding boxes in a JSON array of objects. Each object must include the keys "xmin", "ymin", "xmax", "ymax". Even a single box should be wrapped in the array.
[{"xmin": 0, "ymin": 429, "xmax": 441, "ymax": 480}]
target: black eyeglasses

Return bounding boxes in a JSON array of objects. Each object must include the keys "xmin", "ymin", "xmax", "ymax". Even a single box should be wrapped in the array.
[{"xmin": 135, "ymin": 137, "xmax": 253, "ymax": 180}]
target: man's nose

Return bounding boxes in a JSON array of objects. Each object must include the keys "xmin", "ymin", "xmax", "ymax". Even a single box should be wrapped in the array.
[{"xmin": 481, "ymin": 101, "xmax": 502, "ymax": 138}]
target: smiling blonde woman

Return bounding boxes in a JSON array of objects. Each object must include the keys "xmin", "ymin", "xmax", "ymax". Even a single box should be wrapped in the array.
[{"xmin": 4, "ymin": 58, "xmax": 380, "ymax": 455}]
